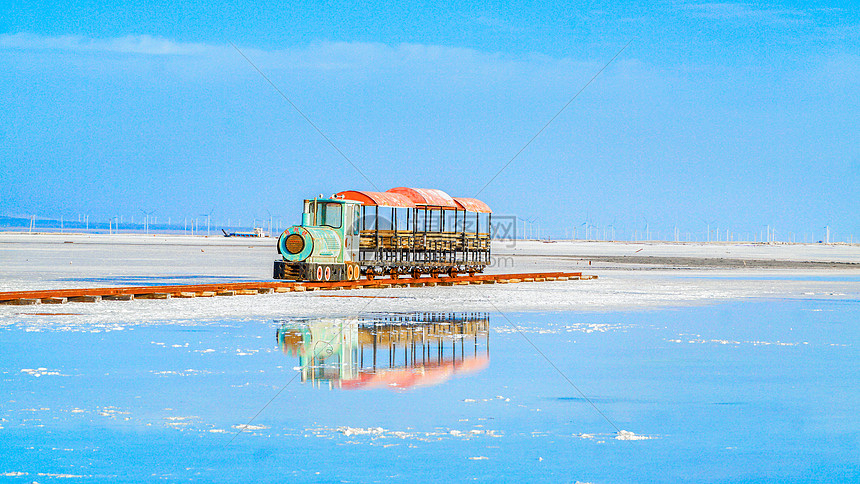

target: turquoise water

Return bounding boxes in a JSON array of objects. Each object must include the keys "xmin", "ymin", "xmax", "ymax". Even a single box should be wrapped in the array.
[{"xmin": 1, "ymin": 299, "xmax": 857, "ymax": 482}]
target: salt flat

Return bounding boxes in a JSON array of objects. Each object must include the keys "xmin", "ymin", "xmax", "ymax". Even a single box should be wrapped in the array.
[
  {"xmin": 0, "ymin": 233, "xmax": 857, "ymax": 328},
  {"xmin": 496, "ymin": 239, "xmax": 860, "ymax": 263}
]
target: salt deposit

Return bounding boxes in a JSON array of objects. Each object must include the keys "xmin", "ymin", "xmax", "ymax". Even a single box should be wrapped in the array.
[
  {"xmin": 2, "ymin": 234, "xmax": 858, "ymax": 333},
  {"xmin": 615, "ymin": 430, "xmax": 653, "ymax": 441}
]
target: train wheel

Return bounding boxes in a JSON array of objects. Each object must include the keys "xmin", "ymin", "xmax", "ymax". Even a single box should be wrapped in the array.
[
  {"xmin": 389, "ymin": 269, "xmax": 399, "ymax": 280},
  {"xmin": 365, "ymin": 268, "xmax": 375, "ymax": 281},
  {"xmin": 345, "ymin": 264, "xmax": 353, "ymax": 281},
  {"xmin": 430, "ymin": 270, "xmax": 440, "ymax": 279},
  {"xmin": 447, "ymin": 268, "xmax": 458, "ymax": 278},
  {"xmin": 411, "ymin": 268, "xmax": 421, "ymax": 279}
]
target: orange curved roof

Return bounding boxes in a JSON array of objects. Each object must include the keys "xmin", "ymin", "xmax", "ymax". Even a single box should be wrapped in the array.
[
  {"xmin": 386, "ymin": 187, "xmax": 457, "ymax": 208},
  {"xmin": 453, "ymin": 197, "xmax": 492, "ymax": 213},
  {"xmin": 336, "ymin": 190, "xmax": 416, "ymax": 208},
  {"xmin": 340, "ymin": 355, "xmax": 489, "ymax": 390}
]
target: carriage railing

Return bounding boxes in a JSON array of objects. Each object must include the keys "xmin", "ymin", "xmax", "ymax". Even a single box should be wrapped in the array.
[
  {"xmin": 358, "ymin": 230, "xmax": 490, "ymax": 268},
  {"xmin": 359, "ymin": 230, "xmax": 489, "ymax": 248}
]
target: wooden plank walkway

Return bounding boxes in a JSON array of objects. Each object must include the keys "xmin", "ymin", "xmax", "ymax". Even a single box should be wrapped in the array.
[{"xmin": 0, "ymin": 272, "xmax": 596, "ymax": 305}]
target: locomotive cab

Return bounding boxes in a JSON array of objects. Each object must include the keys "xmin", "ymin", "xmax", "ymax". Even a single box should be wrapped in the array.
[{"xmin": 274, "ymin": 197, "xmax": 362, "ymax": 282}]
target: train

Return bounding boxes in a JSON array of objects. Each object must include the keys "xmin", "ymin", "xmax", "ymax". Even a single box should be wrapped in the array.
[{"xmin": 273, "ymin": 187, "xmax": 492, "ymax": 282}]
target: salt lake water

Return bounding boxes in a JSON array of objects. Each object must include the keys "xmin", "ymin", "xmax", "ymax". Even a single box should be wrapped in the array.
[{"xmin": 1, "ymin": 298, "xmax": 857, "ymax": 482}]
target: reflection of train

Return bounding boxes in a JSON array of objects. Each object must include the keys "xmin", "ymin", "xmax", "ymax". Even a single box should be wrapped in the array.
[
  {"xmin": 275, "ymin": 313, "xmax": 490, "ymax": 390},
  {"xmin": 273, "ymin": 187, "xmax": 492, "ymax": 282}
]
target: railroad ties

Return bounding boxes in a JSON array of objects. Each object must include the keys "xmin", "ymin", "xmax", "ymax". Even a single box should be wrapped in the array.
[{"xmin": 0, "ymin": 271, "xmax": 596, "ymax": 305}]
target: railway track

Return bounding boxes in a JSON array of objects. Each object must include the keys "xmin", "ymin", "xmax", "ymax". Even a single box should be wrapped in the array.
[{"xmin": 0, "ymin": 272, "xmax": 595, "ymax": 305}]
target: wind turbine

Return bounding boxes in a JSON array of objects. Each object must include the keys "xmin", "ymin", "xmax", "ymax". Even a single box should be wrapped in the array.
[
  {"xmin": 702, "ymin": 219, "xmax": 717, "ymax": 243},
  {"xmin": 522, "ymin": 216, "xmax": 538, "ymax": 240},
  {"xmin": 201, "ymin": 208, "xmax": 214, "ymax": 237},
  {"xmin": 579, "ymin": 221, "xmax": 588, "ymax": 240},
  {"xmin": 140, "ymin": 209, "xmax": 156, "ymax": 235}
]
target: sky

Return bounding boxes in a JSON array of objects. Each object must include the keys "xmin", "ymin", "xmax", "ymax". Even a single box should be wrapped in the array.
[{"xmin": 1, "ymin": 1, "xmax": 858, "ymax": 241}]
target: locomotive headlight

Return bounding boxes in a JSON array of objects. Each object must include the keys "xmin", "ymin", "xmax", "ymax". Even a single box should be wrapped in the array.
[{"xmin": 284, "ymin": 234, "xmax": 305, "ymax": 254}]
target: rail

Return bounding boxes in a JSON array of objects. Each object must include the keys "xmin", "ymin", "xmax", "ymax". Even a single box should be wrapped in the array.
[{"xmin": 0, "ymin": 271, "xmax": 596, "ymax": 305}]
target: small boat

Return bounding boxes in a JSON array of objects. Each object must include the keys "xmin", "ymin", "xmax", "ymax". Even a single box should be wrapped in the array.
[{"xmin": 222, "ymin": 227, "xmax": 266, "ymax": 238}]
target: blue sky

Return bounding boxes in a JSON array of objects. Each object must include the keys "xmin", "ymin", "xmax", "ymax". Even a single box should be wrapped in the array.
[{"xmin": 1, "ymin": 1, "xmax": 858, "ymax": 240}]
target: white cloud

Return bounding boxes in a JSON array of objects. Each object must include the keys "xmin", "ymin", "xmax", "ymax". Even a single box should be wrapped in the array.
[
  {"xmin": 0, "ymin": 34, "xmax": 639, "ymax": 111},
  {"xmin": 680, "ymin": 2, "xmax": 810, "ymax": 24},
  {"xmin": 0, "ymin": 33, "xmax": 213, "ymax": 56},
  {"xmin": 815, "ymin": 52, "xmax": 860, "ymax": 86},
  {"xmin": 0, "ymin": 32, "xmax": 580, "ymax": 70},
  {"xmin": 474, "ymin": 14, "xmax": 525, "ymax": 34}
]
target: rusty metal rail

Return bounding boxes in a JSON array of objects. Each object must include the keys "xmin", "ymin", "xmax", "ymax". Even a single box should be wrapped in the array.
[{"xmin": 0, "ymin": 271, "xmax": 596, "ymax": 305}]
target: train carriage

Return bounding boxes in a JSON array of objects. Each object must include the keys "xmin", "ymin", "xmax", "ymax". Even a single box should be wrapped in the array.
[{"xmin": 274, "ymin": 187, "xmax": 491, "ymax": 282}]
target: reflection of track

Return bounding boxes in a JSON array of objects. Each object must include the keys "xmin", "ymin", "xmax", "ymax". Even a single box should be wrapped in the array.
[{"xmin": 0, "ymin": 271, "xmax": 596, "ymax": 305}]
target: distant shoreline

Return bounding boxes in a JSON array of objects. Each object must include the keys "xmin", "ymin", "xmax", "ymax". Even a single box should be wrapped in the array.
[{"xmin": 517, "ymin": 253, "xmax": 859, "ymax": 270}]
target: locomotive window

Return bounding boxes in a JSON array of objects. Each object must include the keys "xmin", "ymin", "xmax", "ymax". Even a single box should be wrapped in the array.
[
  {"xmin": 306, "ymin": 200, "xmax": 316, "ymax": 225},
  {"xmin": 352, "ymin": 206, "xmax": 360, "ymax": 235},
  {"xmin": 316, "ymin": 202, "xmax": 342, "ymax": 229}
]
